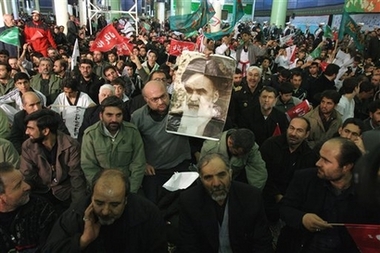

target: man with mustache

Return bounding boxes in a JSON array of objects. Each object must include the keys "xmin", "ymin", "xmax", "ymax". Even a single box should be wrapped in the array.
[
  {"xmin": 20, "ymin": 109, "xmax": 87, "ymax": 213},
  {"xmin": 0, "ymin": 162, "xmax": 57, "ymax": 252},
  {"xmin": 260, "ymin": 117, "xmax": 318, "ymax": 225},
  {"xmin": 43, "ymin": 169, "xmax": 167, "ymax": 252},
  {"xmin": 81, "ymin": 96, "xmax": 145, "ymax": 193},
  {"xmin": 178, "ymin": 153, "xmax": 273, "ymax": 253},
  {"xmin": 276, "ymin": 138, "xmax": 378, "ymax": 253}
]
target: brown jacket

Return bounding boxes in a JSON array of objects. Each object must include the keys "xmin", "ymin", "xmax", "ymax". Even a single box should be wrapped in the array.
[{"xmin": 20, "ymin": 131, "xmax": 87, "ymax": 203}]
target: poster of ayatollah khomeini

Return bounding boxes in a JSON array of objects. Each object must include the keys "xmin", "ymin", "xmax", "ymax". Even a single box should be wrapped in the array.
[{"xmin": 166, "ymin": 51, "xmax": 236, "ymax": 141}]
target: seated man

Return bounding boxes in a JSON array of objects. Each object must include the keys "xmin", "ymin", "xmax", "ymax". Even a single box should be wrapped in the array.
[
  {"xmin": 20, "ymin": 109, "xmax": 87, "ymax": 213},
  {"xmin": 277, "ymin": 137, "xmax": 378, "ymax": 252},
  {"xmin": 0, "ymin": 162, "xmax": 57, "ymax": 252},
  {"xmin": 178, "ymin": 153, "xmax": 273, "ymax": 252},
  {"xmin": 305, "ymin": 90, "xmax": 342, "ymax": 148},
  {"xmin": 0, "ymin": 72, "xmax": 46, "ymax": 112},
  {"xmin": 8, "ymin": 92, "xmax": 69, "ymax": 154},
  {"xmin": 0, "ymin": 138, "xmax": 19, "ymax": 167},
  {"xmin": 43, "ymin": 169, "xmax": 167, "ymax": 252},
  {"xmin": 200, "ymin": 128, "xmax": 267, "ymax": 190},
  {"xmin": 81, "ymin": 96, "xmax": 145, "ymax": 193}
]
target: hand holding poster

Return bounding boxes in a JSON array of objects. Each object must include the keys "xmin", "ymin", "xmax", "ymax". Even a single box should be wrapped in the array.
[{"xmin": 166, "ymin": 51, "xmax": 236, "ymax": 140}]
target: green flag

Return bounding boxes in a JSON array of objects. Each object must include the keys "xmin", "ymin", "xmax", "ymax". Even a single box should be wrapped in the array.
[
  {"xmin": 0, "ymin": 27, "xmax": 20, "ymax": 47},
  {"xmin": 204, "ymin": 0, "xmax": 244, "ymax": 41},
  {"xmin": 169, "ymin": 0, "xmax": 215, "ymax": 33},
  {"xmin": 338, "ymin": 11, "xmax": 364, "ymax": 51},
  {"xmin": 309, "ymin": 46, "xmax": 321, "ymax": 59},
  {"xmin": 324, "ymin": 25, "xmax": 333, "ymax": 39}
]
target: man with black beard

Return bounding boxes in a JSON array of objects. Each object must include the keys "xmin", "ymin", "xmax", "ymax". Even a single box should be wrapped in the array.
[
  {"xmin": 178, "ymin": 153, "xmax": 273, "ymax": 253},
  {"xmin": 20, "ymin": 109, "xmax": 87, "ymax": 214},
  {"xmin": 81, "ymin": 96, "xmax": 146, "ymax": 193}
]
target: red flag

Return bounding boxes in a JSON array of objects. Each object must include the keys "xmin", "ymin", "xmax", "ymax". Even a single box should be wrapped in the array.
[
  {"xmin": 116, "ymin": 38, "xmax": 134, "ymax": 56},
  {"xmin": 29, "ymin": 30, "xmax": 44, "ymax": 41},
  {"xmin": 169, "ymin": 39, "xmax": 196, "ymax": 56},
  {"xmin": 272, "ymin": 123, "xmax": 281, "ymax": 136},
  {"xmin": 285, "ymin": 100, "xmax": 311, "ymax": 121},
  {"xmin": 345, "ymin": 224, "xmax": 380, "ymax": 253},
  {"xmin": 90, "ymin": 24, "xmax": 123, "ymax": 52}
]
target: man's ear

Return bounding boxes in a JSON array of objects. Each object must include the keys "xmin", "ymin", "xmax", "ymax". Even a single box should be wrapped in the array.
[
  {"xmin": 338, "ymin": 127, "xmax": 343, "ymax": 136},
  {"xmin": 342, "ymin": 163, "xmax": 354, "ymax": 173},
  {"xmin": 42, "ymin": 128, "xmax": 50, "ymax": 136},
  {"xmin": 213, "ymin": 90, "xmax": 219, "ymax": 103}
]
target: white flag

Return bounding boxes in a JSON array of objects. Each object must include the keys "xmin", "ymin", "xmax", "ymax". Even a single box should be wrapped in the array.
[{"xmin": 71, "ymin": 39, "xmax": 80, "ymax": 71}]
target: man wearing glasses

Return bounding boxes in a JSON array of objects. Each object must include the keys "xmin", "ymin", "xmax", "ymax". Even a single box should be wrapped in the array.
[{"xmin": 131, "ymin": 80, "xmax": 191, "ymax": 203}]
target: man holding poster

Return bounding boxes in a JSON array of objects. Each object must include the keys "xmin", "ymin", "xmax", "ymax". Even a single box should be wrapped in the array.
[{"xmin": 167, "ymin": 52, "xmax": 235, "ymax": 140}]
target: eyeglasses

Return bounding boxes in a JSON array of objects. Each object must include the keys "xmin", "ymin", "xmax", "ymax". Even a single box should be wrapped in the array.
[
  {"xmin": 146, "ymin": 93, "xmax": 168, "ymax": 103},
  {"xmin": 153, "ymin": 78, "xmax": 167, "ymax": 82}
]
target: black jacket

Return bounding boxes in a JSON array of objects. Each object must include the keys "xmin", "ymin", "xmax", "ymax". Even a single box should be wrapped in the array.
[
  {"xmin": 42, "ymin": 194, "xmax": 167, "ymax": 253},
  {"xmin": 178, "ymin": 181, "xmax": 273, "ymax": 253},
  {"xmin": 0, "ymin": 196, "xmax": 57, "ymax": 253}
]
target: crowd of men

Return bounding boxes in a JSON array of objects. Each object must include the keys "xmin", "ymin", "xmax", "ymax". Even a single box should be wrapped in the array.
[{"xmin": 0, "ymin": 9, "xmax": 380, "ymax": 253}]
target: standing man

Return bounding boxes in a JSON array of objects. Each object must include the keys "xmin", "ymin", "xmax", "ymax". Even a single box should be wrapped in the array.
[
  {"xmin": 277, "ymin": 138, "xmax": 377, "ymax": 252},
  {"xmin": 81, "ymin": 96, "xmax": 145, "ymax": 193},
  {"xmin": 178, "ymin": 153, "xmax": 273, "ymax": 253},
  {"xmin": 24, "ymin": 10, "xmax": 57, "ymax": 57},
  {"xmin": 305, "ymin": 90, "xmax": 342, "ymax": 148},
  {"xmin": 0, "ymin": 14, "xmax": 19, "ymax": 57},
  {"xmin": 92, "ymin": 50, "xmax": 110, "ymax": 79},
  {"xmin": 43, "ymin": 169, "xmax": 167, "ymax": 252},
  {"xmin": 20, "ymin": 109, "xmax": 87, "ymax": 213},
  {"xmin": 66, "ymin": 15, "xmax": 78, "ymax": 45},
  {"xmin": 0, "ymin": 162, "xmax": 57, "ymax": 252},
  {"xmin": 236, "ymin": 29, "xmax": 272, "ymax": 76},
  {"xmin": 131, "ymin": 80, "xmax": 191, "ymax": 203}
]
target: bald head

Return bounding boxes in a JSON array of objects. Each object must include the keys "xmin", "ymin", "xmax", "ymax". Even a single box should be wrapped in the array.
[
  {"xmin": 3, "ymin": 14, "xmax": 14, "ymax": 27},
  {"xmin": 142, "ymin": 80, "xmax": 169, "ymax": 113},
  {"xmin": 22, "ymin": 92, "xmax": 42, "ymax": 114},
  {"xmin": 92, "ymin": 169, "xmax": 129, "ymax": 197}
]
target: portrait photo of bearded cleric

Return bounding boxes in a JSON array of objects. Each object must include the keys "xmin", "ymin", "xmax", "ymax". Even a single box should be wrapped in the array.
[{"xmin": 167, "ymin": 52, "xmax": 235, "ymax": 140}]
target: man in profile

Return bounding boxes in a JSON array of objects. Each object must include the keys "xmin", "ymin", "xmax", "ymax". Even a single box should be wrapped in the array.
[
  {"xmin": 277, "ymin": 138, "xmax": 378, "ymax": 252},
  {"xmin": 0, "ymin": 162, "xmax": 57, "ymax": 252},
  {"xmin": 167, "ymin": 57, "xmax": 234, "ymax": 138},
  {"xmin": 178, "ymin": 153, "xmax": 273, "ymax": 252},
  {"xmin": 43, "ymin": 169, "xmax": 167, "ymax": 252}
]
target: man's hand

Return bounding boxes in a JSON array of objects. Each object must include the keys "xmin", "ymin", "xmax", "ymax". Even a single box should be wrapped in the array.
[
  {"xmin": 302, "ymin": 213, "xmax": 332, "ymax": 232},
  {"xmin": 80, "ymin": 203, "xmax": 101, "ymax": 250},
  {"xmin": 145, "ymin": 164, "xmax": 156, "ymax": 175}
]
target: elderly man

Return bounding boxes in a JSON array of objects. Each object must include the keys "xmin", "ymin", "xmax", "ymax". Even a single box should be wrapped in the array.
[
  {"xmin": 81, "ymin": 96, "xmax": 145, "ymax": 193},
  {"xmin": 131, "ymin": 80, "xmax": 191, "ymax": 203},
  {"xmin": 167, "ymin": 56, "xmax": 234, "ymax": 138},
  {"xmin": 178, "ymin": 153, "xmax": 273, "ymax": 253},
  {"xmin": 0, "ymin": 162, "xmax": 57, "ymax": 252},
  {"xmin": 0, "ymin": 14, "xmax": 19, "ymax": 57},
  {"xmin": 43, "ymin": 169, "xmax": 167, "ymax": 252},
  {"xmin": 277, "ymin": 137, "xmax": 378, "ymax": 252},
  {"xmin": 20, "ymin": 109, "xmax": 87, "ymax": 213}
]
